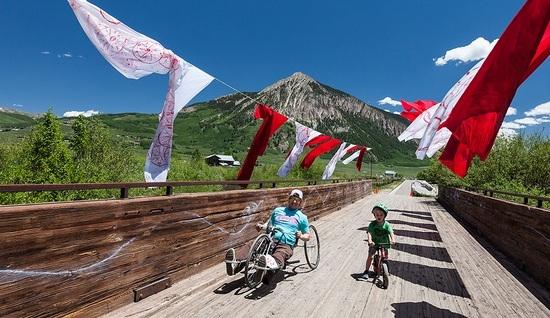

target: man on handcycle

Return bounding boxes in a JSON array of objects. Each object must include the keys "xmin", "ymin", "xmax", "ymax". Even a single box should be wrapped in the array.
[{"xmin": 224, "ymin": 189, "xmax": 310, "ymax": 283}]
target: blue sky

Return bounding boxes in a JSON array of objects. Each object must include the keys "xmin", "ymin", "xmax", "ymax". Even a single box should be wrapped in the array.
[{"xmin": 0, "ymin": 0, "xmax": 548, "ymax": 136}]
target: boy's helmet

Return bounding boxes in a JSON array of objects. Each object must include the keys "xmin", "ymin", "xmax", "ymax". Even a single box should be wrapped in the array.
[{"xmin": 372, "ymin": 202, "xmax": 389, "ymax": 216}]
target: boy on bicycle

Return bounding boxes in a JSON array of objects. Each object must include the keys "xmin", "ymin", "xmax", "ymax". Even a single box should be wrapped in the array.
[
  {"xmin": 362, "ymin": 202, "xmax": 396, "ymax": 278},
  {"xmin": 225, "ymin": 189, "xmax": 310, "ymax": 282}
]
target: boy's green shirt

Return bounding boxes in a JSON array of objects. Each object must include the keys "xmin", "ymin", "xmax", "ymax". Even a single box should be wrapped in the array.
[{"xmin": 367, "ymin": 220, "xmax": 393, "ymax": 247}]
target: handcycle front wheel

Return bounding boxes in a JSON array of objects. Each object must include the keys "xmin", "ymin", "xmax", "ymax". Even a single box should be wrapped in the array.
[
  {"xmin": 244, "ymin": 234, "xmax": 271, "ymax": 289},
  {"xmin": 304, "ymin": 224, "xmax": 320, "ymax": 270}
]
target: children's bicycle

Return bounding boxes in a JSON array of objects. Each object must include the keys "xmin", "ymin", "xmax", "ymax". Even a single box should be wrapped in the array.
[
  {"xmin": 371, "ymin": 242, "xmax": 393, "ymax": 289},
  {"xmin": 244, "ymin": 225, "xmax": 320, "ymax": 289}
]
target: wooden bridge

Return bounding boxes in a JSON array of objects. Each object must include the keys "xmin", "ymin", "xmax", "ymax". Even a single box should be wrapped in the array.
[
  {"xmin": 106, "ymin": 181, "xmax": 549, "ymax": 318},
  {"xmin": 0, "ymin": 181, "xmax": 550, "ymax": 318}
]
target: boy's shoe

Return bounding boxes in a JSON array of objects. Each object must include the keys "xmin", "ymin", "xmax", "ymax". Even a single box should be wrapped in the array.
[
  {"xmin": 362, "ymin": 270, "xmax": 376, "ymax": 279},
  {"xmin": 225, "ymin": 248, "xmax": 236, "ymax": 276}
]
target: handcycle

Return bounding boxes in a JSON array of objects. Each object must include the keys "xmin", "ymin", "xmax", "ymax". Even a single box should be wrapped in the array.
[
  {"xmin": 370, "ymin": 242, "xmax": 393, "ymax": 289},
  {"xmin": 244, "ymin": 225, "xmax": 320, "ymax": 288}
]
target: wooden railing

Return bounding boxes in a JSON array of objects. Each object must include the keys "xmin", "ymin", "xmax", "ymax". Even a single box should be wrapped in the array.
[
  {"xmin": 464, "ymin": 186, "xmax": 550, "ymax": 208},
  {"xmin": 0, "ymin": 177, "xmax": 376, "ymax": 200}
]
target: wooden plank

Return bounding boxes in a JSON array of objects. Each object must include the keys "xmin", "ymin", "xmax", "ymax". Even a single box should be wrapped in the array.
[{"xmin": 0, "ymin": 181, "xmax": 371, "ymax": 317}]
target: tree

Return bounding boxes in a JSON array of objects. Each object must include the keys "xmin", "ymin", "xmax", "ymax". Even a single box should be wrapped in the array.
[
  {"xmin": 24, "ymin": 110, "xmax": 72, "ymax": 184},
  {"xmin": 68, "ymin": 115, "xmax": 138, "ymax": 183}
]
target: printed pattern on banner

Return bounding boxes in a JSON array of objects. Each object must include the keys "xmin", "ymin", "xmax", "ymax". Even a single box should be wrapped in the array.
[
  {"xmin": 68, "ymin": 0, "xmax": 214, "ymax": 182},
  {"xmin": 322, "ymin": 142, "xmax": 348, "ymax": 180},
  {"xmin": 278, "ymin": 122, "xmax": 322, "ymax": 177},
  {"xmin": 416, "ymin": 59, "xmax": 484, "ymax": 159}
]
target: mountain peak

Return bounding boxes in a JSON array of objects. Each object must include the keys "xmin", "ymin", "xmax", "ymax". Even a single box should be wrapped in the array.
[
  {"xmin": 260, "ymin": 71, "xmax": 318, "ymax": 94},
  {"xmin": 288, "ymin": 72, "xmax": 315, "ymax": 81}
]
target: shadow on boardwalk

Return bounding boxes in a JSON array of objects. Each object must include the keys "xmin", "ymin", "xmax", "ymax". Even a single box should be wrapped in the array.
[
  {"xmin": 392, "ymin": 242, "xmax": 452, "ymax": 263},
  {"xmin": 391, "ymin": 301, "xmax": 467, "ymax": 318},
  {"xmin": 389, "ymin": 260, "xmax": 471, "ymax": 298}
]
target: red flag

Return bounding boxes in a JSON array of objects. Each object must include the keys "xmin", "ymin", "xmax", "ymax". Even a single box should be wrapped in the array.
[
  {"xmin": 300, "ymin": 136, "xmax": 342, "ymax": 169},
  {"xmin": 400, "ymin": 100, "xmax": 438, "ymax": 122},
  {"xmin": 344, "ymin": 145, "xmax": 368, "ymax": 171},
  {"xmin": 439, "ymin": 0, "xmax": 550, "ymax": 177},
  {"xmin": 237, "ymin": 104, "xmax": 288, "ymax": 180}
]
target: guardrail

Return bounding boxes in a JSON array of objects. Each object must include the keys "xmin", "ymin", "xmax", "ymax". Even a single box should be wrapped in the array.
[
  {"xmin": 0, "ymin": 177, "xmax": 379, "ymax": 200},
  {"xmin": 464, "ymin": 186, "xmax": 549, "ymax": 208}
]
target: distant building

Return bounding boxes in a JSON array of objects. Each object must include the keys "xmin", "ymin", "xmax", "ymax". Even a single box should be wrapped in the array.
[
  {"xmin": 205, "ymin": 154, "xmax": 240, "ymax": 167},
  {"xmin": 384, "ymin": 170, "xmax": 397, "ymax": 178}
]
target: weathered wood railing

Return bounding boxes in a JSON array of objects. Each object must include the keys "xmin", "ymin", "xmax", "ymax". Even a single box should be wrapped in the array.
[
  {"xmin": 0, "ymin": 179, "xmax": 372, "ymax": 317},
  {"xmin": 0, "ymin": 178, "xmax": 374, "ymax": 201},
  {"xmin": 463, "ymin": 186, "xmax": 549, "ymax": 208},
  {"xmin": 437, "ymin": 186, "xmax": 550, "ymax": 291}
]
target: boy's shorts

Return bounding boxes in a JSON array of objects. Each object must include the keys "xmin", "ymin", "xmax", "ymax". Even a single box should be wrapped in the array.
[{"xmin": 368, "ymin": 245, "xmax": 389, "ymax": 256}]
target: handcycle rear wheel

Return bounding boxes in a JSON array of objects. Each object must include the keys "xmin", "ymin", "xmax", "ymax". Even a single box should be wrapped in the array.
[
  {"xmin": 304, "ymin": 224, "xmax": 320, "ymax": 270},
  {"xmin": 244, "ymin": 234, "xmax": 272, "ymax": 289}
]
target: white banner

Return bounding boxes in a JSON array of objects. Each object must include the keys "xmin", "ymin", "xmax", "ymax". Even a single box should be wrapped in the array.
[
  {"xmin": 278, "ymin": 122, "xmax": 322, "ymax": 177},
  {"xmin": 68, "ymin": 0, "xmax": 214, "ymax": 182},
  {"xmin": 416, "ymin": 59, "xmax": 485, "ymax": 159},
  {"xmin": 322, "ymin": 142, "xmax": 348, "ymax": 180},
  {"xmin": 342, "ymin": 150, "xmax": 361, "ymax": 165}
]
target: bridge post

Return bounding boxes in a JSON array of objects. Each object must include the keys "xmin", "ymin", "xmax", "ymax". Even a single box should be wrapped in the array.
[
  {"xmin": 272, "ymin": 182, "xmax": 276, "ymax": 188},
  {"xmin": 166, "ymin": 186, "xmax": 173, "ymax": 196},
  {"xmin": 120, "ymin": 187, "xmax": 129, "ymax": 199},
  {"xmin": 524, "ymin": 197, "xmax": 528, "ymax": 205},
  {"xmin": 538, "ymin": 199, "xmax": 543, "ymax": 208}
]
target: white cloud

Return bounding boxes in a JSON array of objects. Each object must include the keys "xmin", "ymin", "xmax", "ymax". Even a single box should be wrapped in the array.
[
  {"xmin": 498, "ymin": 128, "xmax": 518, "ymax": 138},
  {"xmin": 63, "ymin": 110, "xmax": 99, "ymax": 118},
  {"xmin": 505, "ymin": 107, "xmax": 517, "ymax": 116},
  {"xmin": 40, "ymin": 51, "xmax": 50, "ymax": 55},
  {"xmin": 514, "ymin": 117, "xmax": 541, "ymax": 126},
  {"xmin": 12, "ymin": 103, "xmax": 23, "ymax": 108},
  {"xmin": 378, "ymin": 96, "xmax": 401, "ymax": 107},
  {"xmin": 501, "ymin": 122, "xmax": 525, "ymax": 129},
  {"xmin": 525, "ymin": 101, "xmax": 550, "ymax": 117},
  {"xmin": 435, "ymin": 37, "xmax": 498, "ymax": 66},
  {"xmin": 63, "ymin": 53, "xmax": 73, "ymax": 58}
]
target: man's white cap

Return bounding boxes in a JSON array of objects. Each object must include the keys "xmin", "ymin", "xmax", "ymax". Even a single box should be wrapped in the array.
[{"xmin": 289, "ymin": 189, "xmax": 303, "ymax": 200}]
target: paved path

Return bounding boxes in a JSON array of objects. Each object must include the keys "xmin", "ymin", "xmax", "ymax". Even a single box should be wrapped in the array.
[{"xmin": 107, "ymin": 182, "xmax": 550, "ymax": 318}]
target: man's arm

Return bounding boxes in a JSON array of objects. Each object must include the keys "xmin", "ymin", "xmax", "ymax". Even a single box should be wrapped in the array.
[
  {"xmin": 296, "ymin": 231, "xmax": 310, "ymax": 241},
  {"xmin": 296, "ymin": 214, "xmax": 311, "ymax": 241}
]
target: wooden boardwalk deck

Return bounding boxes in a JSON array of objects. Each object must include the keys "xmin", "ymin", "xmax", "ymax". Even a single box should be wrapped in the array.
[{"xmin": 107, "ymin": 182, "xmax": 550, "ymax": 318}]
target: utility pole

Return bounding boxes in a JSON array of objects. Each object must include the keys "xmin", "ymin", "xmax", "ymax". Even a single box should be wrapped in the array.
[{"xmin": 370, "ymin": 155, "xmax": 373, "ymax": 179}]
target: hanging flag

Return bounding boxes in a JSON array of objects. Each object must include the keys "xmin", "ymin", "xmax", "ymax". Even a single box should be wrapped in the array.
[
  {"xmin": 278, "ymin": 122, "xmax": 322, "ymax": 177},
  {"xmin": 340, "ymin": 145, "xmax": 369, "ymax": 171},
  {"xmin": 237, "ymin": 104, "xmax": 288, "ymax": 181},
  {"xmin": 398, "ymin": 104, "xmax": 439, "ymax": 142},
  {"xmin": 300, "ymin": 136, "xmax": 342, "ymax": 169},
  {"xmin": 415, "ymin": 59, "xmax": 485, "ymax": 159},
  {"xmin": 438, "ymin": 0, "xmax": 550, "ymax": 176},
  {"xmin": 322, "ymin": 142, "xmax": 348, "ymax": 180},
  {"xmin": 342, "ymin": 151, "xmax": 361, "ymax": 165},
  {"xmin": 400, "ymin": 100, "xmax": 438, "ymax": 122},
  {"xmin": 68, "ymin": 0, "xmax": 214, "ymax": 182}
]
